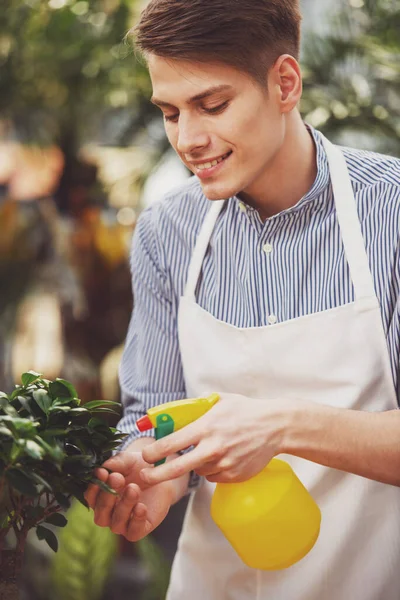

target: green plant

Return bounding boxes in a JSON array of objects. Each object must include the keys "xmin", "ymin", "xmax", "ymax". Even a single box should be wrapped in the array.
[
  {"xmin": 50, "ymin": 499, "xmax": 171, "ymax": 600},
  {"xmin": 0, "ymin": 370, "xmax": 126, "ymax": 600},
  {"xmin": 301, "ymin": 0, "xmax": 400, "ymax": 155},
  {"xmin": 51, "ymin": 498, "xmax": 118, "ymax": 600}
]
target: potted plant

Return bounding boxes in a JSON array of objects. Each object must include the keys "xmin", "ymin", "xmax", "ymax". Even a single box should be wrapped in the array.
[{"xmin": 0, "ymin": 370, "xmax": 126, "ymax": 600}]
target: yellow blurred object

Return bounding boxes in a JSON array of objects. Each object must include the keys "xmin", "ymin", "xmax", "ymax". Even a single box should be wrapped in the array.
[
  {"xmin": 211, "ymin": 458, "xmax": 321, "ymax": 570},
  {"xmin": 93, "ymin": 219, "xmax": 128, "ymax": 268}
]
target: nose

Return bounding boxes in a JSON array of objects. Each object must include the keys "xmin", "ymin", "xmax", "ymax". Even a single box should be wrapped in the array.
[{"xmin": 176, "ymin": 113, "xmax": 210, "ymax": 155}]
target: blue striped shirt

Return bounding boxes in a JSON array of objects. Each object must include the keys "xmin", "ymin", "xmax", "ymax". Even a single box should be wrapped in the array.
[{"xmin": 117, "ymin": 126, "xmax": 400, "ymax": 454}]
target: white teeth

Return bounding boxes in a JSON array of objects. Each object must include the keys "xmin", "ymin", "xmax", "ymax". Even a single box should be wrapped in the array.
[{"xmin": 196, "ymin": 153, "xmax": 230, "ymax": 170}]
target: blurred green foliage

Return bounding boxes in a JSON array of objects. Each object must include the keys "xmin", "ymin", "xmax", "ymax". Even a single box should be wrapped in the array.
[
  {"xmin": 51, "ymin": 499, "xmax": 118, "ymax": 600},
  {"xmin": 301, "ymin": 0, "xmax": 400, "ymax": 155},
  {"xmin": 0, "ymin": 0, "xmax": 156, "ymax": 147}
]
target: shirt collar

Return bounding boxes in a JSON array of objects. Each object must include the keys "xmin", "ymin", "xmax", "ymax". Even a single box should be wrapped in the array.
[{"xmin": 299, "ymin": 124, "xmax": 330, "ymax": 207}]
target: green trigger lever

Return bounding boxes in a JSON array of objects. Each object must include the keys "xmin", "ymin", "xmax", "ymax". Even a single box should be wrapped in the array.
[{"xmin": 154, "ymin": 413, "xmax": 174, "ymax": 466}]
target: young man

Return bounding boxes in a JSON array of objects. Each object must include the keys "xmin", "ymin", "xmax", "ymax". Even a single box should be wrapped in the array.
[{"xmin": 85, "ymin": 1, "xmax": 400, "ymax": 598}]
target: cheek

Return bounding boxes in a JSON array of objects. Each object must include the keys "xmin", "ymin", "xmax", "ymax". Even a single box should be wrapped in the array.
[
  {"xmin": 164, "ymin": 125, "xmax": 178, "ymax": 151},
  {"xmin": 220, "ymin": 105, "xmax": 272, "ymax": 155}
]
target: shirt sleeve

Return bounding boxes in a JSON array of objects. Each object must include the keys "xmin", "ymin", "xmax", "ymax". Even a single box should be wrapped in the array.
[{"xmin": 117, "ymin": 205, "xmax": 202, "ymax": 491}]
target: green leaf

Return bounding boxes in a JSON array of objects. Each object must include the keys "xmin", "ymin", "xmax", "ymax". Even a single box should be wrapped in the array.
[
  {"xmin": 88, "ymin": 418, "xmax": 108, "ymax": 430},
  {"xmin": 36, "ymin": 525, "xmax": 59, "ymax": 552},
  {"xmin": 29, "ymin": 471, "xmax": 52, "ymax": 491},
  {"xmin": 66, "ymin": 483, "xmax": 89, "ymax": 508},
  {"xmin": 10, "ymin": 442, "xmax": 22, "ymax": 462},
  {"xmin": 55, "ymin": 493, "xmax": 71, "ymax": 509},
  {"xmin": 69, "ymin": 408, "xmax": 90, "ymax": 417},
  {"xmin": 48, "ymin": 405, "xmax": 72, "ymax": 413},
  {"xmin": 14, "ymin": 395, "xmax": 34, "ymax": 414},
  {"xmin": 40, "ymin": 428, "xmax": 69, "ymax": 438},
  {"xmin": 23, "ymin": 440, "xmax": 46, "ymax": 459},
  {"xmin": 21, "ymin": 371, "xmax": 42, "ymax": 387},
  {"xmin": 0, "ymin": 425, "xmax": 14, "ymax": 438},
  {"xmin": 88, "ymin": 408, "xmax": 120, "ymax": 416},
  {"xmin": 51, "ymin": 499, "xmax": 118, "ymax": 600},
  {"xmin": 52, "ymin": 397, "xmax": 80, "ymax": 407},
  {"xmin": 6, "ymin": 468, "xmax": 37, "ymax": 496},
  {"xmin": 84, "ymin": 401, "xmax": 121, "ymax": 410},
  {"xmin": 1, "ymin": 416, "xmax": 39, "ymax": 435},
  {"xmin": 91, "ymin": 477, "xmax": 118, "ymax": 496},
  {"xmin": 34, "ymin": 437, "xmax": 65, "ymax": 462},
  {"xmin": 25, "ymin": 505, "xmax": 45, "ymax": 521},
  {"xmin": 33, "ymin": 389, "xmax": 52, "ymax": 415},
  {"xmin": 0, "ymin": 510, "xmax": 13, "ymax": 529},
  {"xmin": 10, "ymin": 387, "xmax": 23, "ymax": 401},
  {"xmin": 44, "ymin": 513, "xmax": 68, "ymax": 528},
  {"xmin": 50, "ymin": 379, "xmax": 78, "ymax": 400},
  {"xmin": 0, "ymin": 398, "xmax": 18, "ymax": 417}
]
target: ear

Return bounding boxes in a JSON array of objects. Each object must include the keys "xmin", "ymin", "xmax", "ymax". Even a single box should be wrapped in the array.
[{"xmin": 270, "ymin": 54, "xmax": 302, "ymax": 113}]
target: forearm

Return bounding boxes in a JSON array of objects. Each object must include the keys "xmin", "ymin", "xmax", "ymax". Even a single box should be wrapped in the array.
[
  {"xmin": 282, "ymin": 403, "xmax": 400, "ymax": 487},
  {"xmin": 122, "ymin": 437, "xmax": 190, "ymax": 504}
]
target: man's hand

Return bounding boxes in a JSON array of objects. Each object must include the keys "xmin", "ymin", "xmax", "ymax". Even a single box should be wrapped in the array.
[
  {"xmin": 140, "ymin": 394, "xmax": 295, "ymax": 486},
  {"xmin": 85, "ymin": 448, "xmax": 177, "ymax": 542}
]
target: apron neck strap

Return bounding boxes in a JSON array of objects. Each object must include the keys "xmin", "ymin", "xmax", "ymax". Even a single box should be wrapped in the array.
[
  {"xmin": 184, "ymin": 199, "xmax": 225, "ymax": 298},
  {"xmin": 320, "ymin": 135, "xmax": 376, "ymax": 301}
]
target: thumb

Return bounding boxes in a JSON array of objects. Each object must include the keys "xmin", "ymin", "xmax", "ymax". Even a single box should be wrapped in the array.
[{"xmin": 102, "ymin": 451, "xmax": 143, "ymax": 476}]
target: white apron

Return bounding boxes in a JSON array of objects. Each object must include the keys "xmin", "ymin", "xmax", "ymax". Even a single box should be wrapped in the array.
[{"xmin": 167, "ymin": 136, "xmax": 400, "ymax": 600}]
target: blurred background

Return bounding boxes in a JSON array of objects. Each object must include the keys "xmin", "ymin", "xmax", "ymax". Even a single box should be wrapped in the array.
[{"xmin": 0, "ymin": 0, "xmax": 399, "ymax": 598}]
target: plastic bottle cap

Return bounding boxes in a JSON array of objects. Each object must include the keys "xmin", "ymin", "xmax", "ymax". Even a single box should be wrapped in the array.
[{"xmin": 136, "ymin": 415, "xmax": 153, "ymax": 431}]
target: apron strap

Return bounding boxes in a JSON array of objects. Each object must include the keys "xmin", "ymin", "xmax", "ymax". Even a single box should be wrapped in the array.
[
  {"xmin": 320, "ymin": 135, "xmax": 377, "ymax": 301},
  {"xmin": 184, "ymin": 199, "xmax": 225, "ymax": 298}
]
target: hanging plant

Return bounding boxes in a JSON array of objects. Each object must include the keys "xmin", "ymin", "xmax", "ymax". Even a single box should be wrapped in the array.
[{"xmin": 0, "ymin": 370, "xmax": 127, "ymax": 600}]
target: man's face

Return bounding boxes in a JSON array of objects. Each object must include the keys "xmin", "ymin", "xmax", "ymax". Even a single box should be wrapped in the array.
[{"xmin": 148, "ymin": 55, "xmax": 286, "ymax": 202}]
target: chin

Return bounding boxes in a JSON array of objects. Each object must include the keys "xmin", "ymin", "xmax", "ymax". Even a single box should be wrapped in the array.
[{"xmin": 199, "ymin": 180, "xmax": 242, "ymax": 201}]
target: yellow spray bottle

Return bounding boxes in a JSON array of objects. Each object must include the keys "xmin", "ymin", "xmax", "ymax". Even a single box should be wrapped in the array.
[{"xmin": 136, "ymin": 394, "xmax": 321, "ymax": 570}]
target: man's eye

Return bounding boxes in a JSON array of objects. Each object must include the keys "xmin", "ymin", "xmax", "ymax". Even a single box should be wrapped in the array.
[
  {"xmin": 204, "ymin": 101, "xmax": 229, "ymax": 115},
  {"xmin": 164, "ymin": 113, "xmax": 179, "ymax": 123}
]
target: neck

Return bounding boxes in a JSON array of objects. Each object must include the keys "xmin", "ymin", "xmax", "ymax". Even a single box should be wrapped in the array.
[{"xmin": 239, "ymin": 113, "xmax": 317, "ymax": 221}]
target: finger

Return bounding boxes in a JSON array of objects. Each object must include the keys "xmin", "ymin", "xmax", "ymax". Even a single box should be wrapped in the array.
[
  {"xmin": 140, "ymin": 446, "xmax": 209, "ymax": 486},
  {"xmin": 194, "ymin": 462, "xmax": 221, "ymax": 477},
  {"xmin": 132, "ymin": 502, "xmax": 147, "ymax": 520},
  {"xmin": 110, "ymin": 484, "xmax": 141, "ymax": 535},
  {"xmin": 205, "ymin": 473, "xmax": 224, "ymax": 483},
  {"xmin": 85, "ymin": 467, "xmax": 108, "ymax": 508},
  {"xmin": 142, "ymin": 422, "xmax": 203, "ymax": 465},
  {"xmin": 126, "ymin": 510, "xmax": 152, "ymax": 542},
  {"xmin": 102, "ymin": 451, "xmax": 143, "ymax": 476},
  {"xmin": 93, "ymin": 472, "xmax": 125, "ymax": 527}
]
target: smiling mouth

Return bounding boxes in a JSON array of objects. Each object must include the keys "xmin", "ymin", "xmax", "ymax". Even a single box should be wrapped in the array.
[{"xmin": 191, "ymin": 151, "xmax": 232, "ymax": 171}]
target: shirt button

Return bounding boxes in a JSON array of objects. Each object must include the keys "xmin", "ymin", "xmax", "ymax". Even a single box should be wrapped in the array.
[
  {"xmin": 263, "ymin": 243, "xmax": 273, "ymax": 254},
  {"xmin": 238, "ymin": 201, "xmax": 247, "ymax": 213},
  {"xmin": 267, "ymin": 314, "xmax": 277, "ymax": 325}
]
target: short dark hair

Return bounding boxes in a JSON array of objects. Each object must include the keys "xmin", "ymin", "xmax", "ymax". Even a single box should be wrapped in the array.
[{"xmin": 130, "ymin": 0, "xmax": 302, "ymax": 86}]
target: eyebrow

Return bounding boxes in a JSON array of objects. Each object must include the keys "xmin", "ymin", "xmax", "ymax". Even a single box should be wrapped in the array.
[{"xmin": 151, "ymin": 84, "xmax": 233, "ymax": 108}]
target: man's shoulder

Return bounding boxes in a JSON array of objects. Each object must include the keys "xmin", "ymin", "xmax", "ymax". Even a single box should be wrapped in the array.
[
  {"xmin": 146, "ymin": 176, "xmax": 209, "ymax": 224},
  {"xmin": 136, "ymin": 176, "xmax": 211, "ymax": 249},
  {"xmin": 156, "ymin": 175, "xmax": 208, "ymax": 211},
  {"xmin": 340, "ymin": 144, "xmax": 400, "ymax": 190}
]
